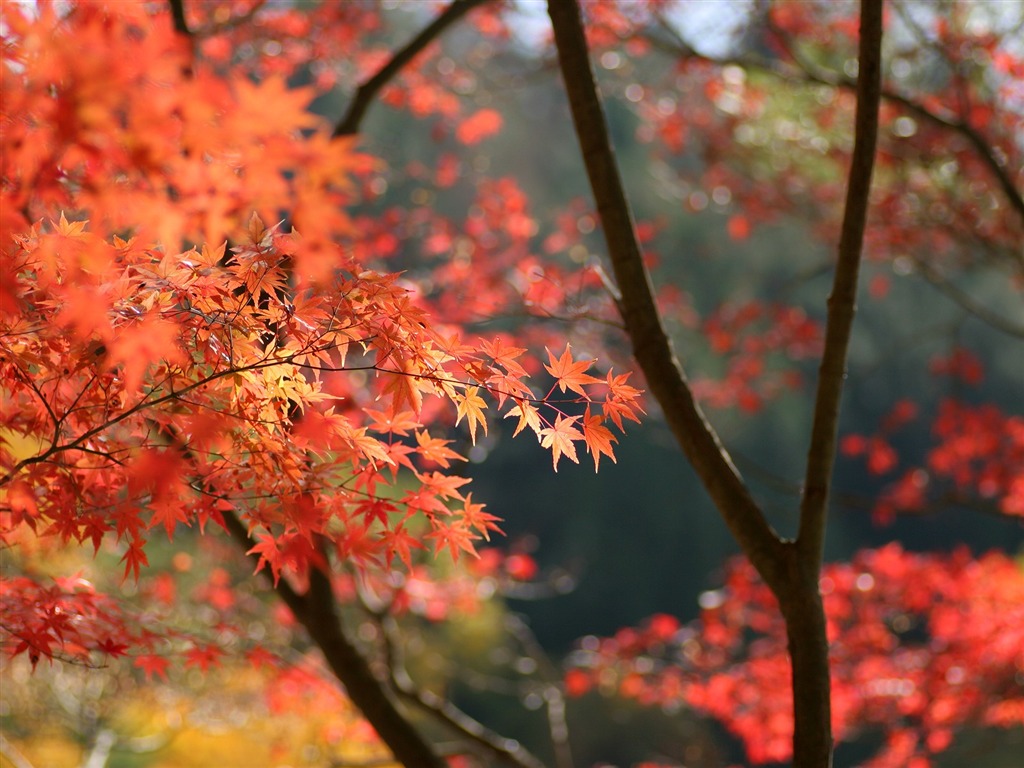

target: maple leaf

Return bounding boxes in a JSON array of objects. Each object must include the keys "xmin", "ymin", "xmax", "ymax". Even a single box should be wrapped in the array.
[
  {"xmin": 481, "ymin": 335, "xmax": 528, "ymax": 377},
  {"xmin": 504, "ymin": 400, "xmax": 543, "ymax": 439},
  {"xmin": 460, "ymin": 493, "xmax": 503, "ymax": 540},
  {"xmin": 134, "ymin": 654, "xmax": 171, "ymax": 681},
  {"xmin": 545, "ymin": 344, "xmax": 600, "ymax": 397},
  {"xmin": 415, "ymin": 430, "xmax": 465, "ymax": 468},
  {"xmin": 120, "ymin": 539, "xmax": 149, "ymax": 582},
  {"xmin": 247, "ymin": 533, "xmax": 284, "ymax": 586},
  {"xmin": 582, "ymin": 408, "xmax": 618, "ymax": 471},
  {"xmin": 454, "ymin": 386, "xmax": 488, "ymax": 444},
  {"xmin": 366, "ymin": 407, "xmax": 421, "ymax": 436},
  {"xmin": 96, "ymin": 637, "xmax": 130, "ymax": 658},
  {"xmin": 381, "ymin": 355, "xmax": 426, "ymax": 415},
  {"xmin": 426, "ymin": 521, "xmax": 479, "ymax": 562},
  {"xmin": 382, "ymin": 524, "xmax": 424, "ymax": 570},
  {"xmin": 417, "ymin": 471, "xmax": 472, "ymax": 501},
  {"xmin": 456, "ymin": 108, "xmax": 503, "ymax": 145},
  {"xmin": 148, "ymin": 495, "xmax": 190, "ymax": 541},
  {"xmin": 184, "ymin": 643, "xmax": 224, "ymax": 673},
  {"xmin": 540, "ymin": 414, "xmax": 583, "ymax": 471},
  {"xmin": 246, "ymin": 646, "xmax": 278, "ymax": 670}
]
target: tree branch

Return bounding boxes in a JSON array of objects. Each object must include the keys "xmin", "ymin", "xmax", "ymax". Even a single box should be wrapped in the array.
[
  {"xmin": 912, "ymin": 258, "xmax": 1024, "ymax": 340},
  {"xmin": 334, "ymin": 0, "xmax": 490, "ymax": 137},
  {"xmin": 168, "ymin": 0, "xmax": 191, "ymax": 38},
  {"xmin": 354, "ymin": 584, "xmax": 548, "ymax": 768},
  {"xmin": 797, "ymin": 0, "xmax": 884, "ymax": 566},
  {"xmin": 765, "ymin": 15, "xmax": 1024, "ymax": 229},
  {"xmin": 546, "ymin": 0, "xmax": 787, "ymax": 586},
  {"xmin": 783, "ymin": 4, "xmax": 883, "ymax": 767},
  {"xmin": 221, "ymin": 511, "xmax": 448, "ymax": 768}
]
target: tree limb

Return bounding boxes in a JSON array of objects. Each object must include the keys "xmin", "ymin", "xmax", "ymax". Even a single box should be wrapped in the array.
[
  {"xmin": 546, "ymin": 0, "xmax": 787, "ymax": 587},
  {"xmin": 355, "ymin": 584, "xmax": 548, "ymax": 768},
  {"xmin": 168, "ymin": 0, "xmax": 191, "ymax": 38},
  {"xmin": 765, "ymin": 15, "xmax": 1024, "ymax": 228},
  {"xmin": 784, "ymin": 4, "xmax": 883, "ymax": 767},
  {"xmin": 222, "ymin": 511, "xmax": 448, "ymax": 768},
  {"xmin": 334, "ymin": 0, "xmax": 491, "ymax": 137},
  {"xmin": 797, "ymin": 0, "xmax": 884, "ymax": 568}
]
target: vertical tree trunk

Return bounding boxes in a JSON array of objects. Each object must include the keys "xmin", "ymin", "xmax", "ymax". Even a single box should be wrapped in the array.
[{"xmin": 780, "ymin": 553, "xmax": 834, "ymax": 768}]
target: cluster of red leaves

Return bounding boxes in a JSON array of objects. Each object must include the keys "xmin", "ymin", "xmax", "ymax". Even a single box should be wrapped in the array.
[
  {"xmin": 841, "ymin": 352, "xmax": 1024, "ymax": 522},
  {"xmin": 566, "ymin": 545, "xmax": 1024, "ymax": 766},
  {"xmin": 594, "ymin": 0, "xmax": 1024, "ymax": 275},
  {"xmin": 0, "ymin": 1, "xmax": 359, "ymax": 285},
  {"xmin": 0, "ymin": 0, "xmax": 644, "ymax": 670},
  {"xmin": 0, "ymin": 213, "xmax": 640, "ymax": 633},
  {"xmin": 0, "ymin": 574, "xmax": 161, "ymax": 669},
  {"xmin": 691, "ymin": 301, "xmax": 822, "ymax": 412}
]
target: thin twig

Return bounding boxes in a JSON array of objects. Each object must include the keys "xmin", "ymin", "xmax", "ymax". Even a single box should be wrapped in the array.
[
  {"xmin": 912, "ymin": 258, "xmax": 1024, "ymax": 339},
  {"xmin": 334, "ymin": 0, "xmax": 491, "ymax": 137}
]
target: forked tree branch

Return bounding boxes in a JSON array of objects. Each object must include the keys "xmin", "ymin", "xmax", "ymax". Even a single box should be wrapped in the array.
[
  {"xmin": 546, "ymin": 0, "xmax": 787, "ymax": 588},
  {"xmin": 334, "ymin": 0, "xmax": 491, "ymax": 137},
  {"xmin": 351, "ymin": 578, "xmax": 547, "ymax": 768}
]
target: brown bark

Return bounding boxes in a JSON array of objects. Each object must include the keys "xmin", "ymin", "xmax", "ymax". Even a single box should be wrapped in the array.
[
  {"xmin": 222, "ymin": 513, "xmax": 448, "ymax": 768},
  {"xmin": 546, "ymin": 0, "xmax": 788, "ymax": 595},
  {"xmin": 547, "ymin": 1, "xmax": 884, "ymax": 766}
]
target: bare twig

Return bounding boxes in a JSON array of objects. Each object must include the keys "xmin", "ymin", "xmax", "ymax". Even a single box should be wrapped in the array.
[
  {"xmin": 334, "ymin": 0, "xmax": 491, "ymax": 137},
  {"xmin": 504, "ymin": 615, "xmax": 574, "ymax": 768},
  {"xmin": 912, "ymin": 259, "xmax": 1024, "ymax": 339}
]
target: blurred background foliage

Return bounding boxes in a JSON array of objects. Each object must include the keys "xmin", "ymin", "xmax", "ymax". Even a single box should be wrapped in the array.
[{"xmin": 3, "ymin": 1, "xmax": 1022, "ymax": 766}]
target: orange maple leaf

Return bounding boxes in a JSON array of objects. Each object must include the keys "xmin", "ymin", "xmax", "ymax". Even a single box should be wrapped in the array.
[
  {"xmin": 415, "ymin": 430, "xmax": 465, "ymax": 468},
  {"xmin": 504, "ymin": 400, "xmax": 543, "ymax": 439},
  {"xmin": 454, "ymin": 386, "xmax": 488, "ymax": 444},
  {"xmin": 582, "ymin": 408, "xmax": 617, "ymax": 471},
  {"xmin": 545, "ymin": 344, "xmax": 600, "ymax": 397},
  {"xmin": 460, "ymin": 493, "xmax": 503, "ymax": 540},
  {"xmin": 540, "ymin": 414, "xmax": 583, "ymax": 471}
]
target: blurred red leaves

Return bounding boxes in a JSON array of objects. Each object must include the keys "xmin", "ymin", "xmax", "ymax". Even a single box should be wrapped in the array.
[{"xmin": 568, "ymin": 545, "xmax": 1024, "ymax": 766}]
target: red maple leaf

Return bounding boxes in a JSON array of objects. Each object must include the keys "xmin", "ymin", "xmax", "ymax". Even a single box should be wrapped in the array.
[
  {"xmin": 456, "ymin": 108, "xmax": 503, "ymax": 145},
  {"xmin": 134, "ymin": 654, "xmax": 171, "ymax": 681}
]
